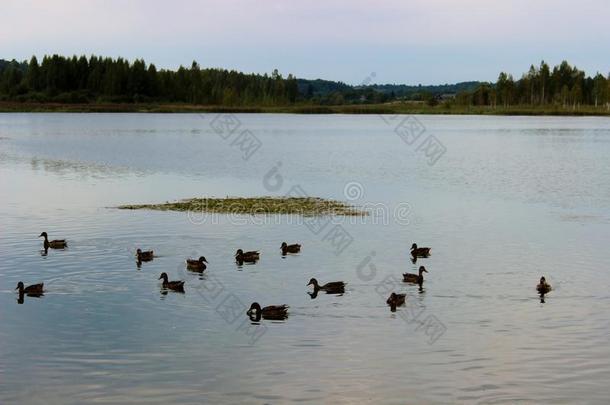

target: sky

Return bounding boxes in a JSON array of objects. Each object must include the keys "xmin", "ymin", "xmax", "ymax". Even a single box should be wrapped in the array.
[{"xmin": 1, "ymin": 0, "xmax": 609, "ymax": 85}]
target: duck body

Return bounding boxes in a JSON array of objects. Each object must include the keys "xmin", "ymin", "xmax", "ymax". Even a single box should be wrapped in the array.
[
  {"xmin": 247, "ymin": 302, "xmax": 289, "ymax": 320},
  {"xmin": 537, "ymin": 276, "xmax": 552, "ymax": 294},
  {"xmin": 159, "ymin": 272, "xmax": 185, "ymax": 292},
  {"xmin": 235, "ymin": 249, "xmax": 260, "ymax": 264},
  {"xmin": 410, "ymin": 243, "xmax": 430, "ymax": 257},
  {"xmin": 307, "ymin": 278, "xmax": 346, "ymax": 294},
  {"xmin": 386, "ymin": 292, "xmax": 406, "ymax": 307},
  {"xmin": 186, "ymin": 256, "xmax": 207, "ymax": 272},
  {"xmin": 16, "ymin": 281, "xmax": 44, "ymax": 296},
  {"xmin": 136, "ymin": 249, "xmax": 154, "ymax": 262},
  {"xmin": 39, "ymin": 232, "xmax": 67, "ymax": 249},
  {"xmin": 403, "ymin": 266, "xmax": 428, "ymax": 284},
  {"xmin": 281, "ymin": 242, "xmax": 301, "ymax": 255}
]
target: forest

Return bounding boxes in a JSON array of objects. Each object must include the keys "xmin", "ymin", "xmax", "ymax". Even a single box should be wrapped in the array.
[{"xmin": 0, "ymin": 55, "xmax": 608, "ymax": 109}]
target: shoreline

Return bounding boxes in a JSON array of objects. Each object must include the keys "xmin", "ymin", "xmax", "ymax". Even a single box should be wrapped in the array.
[{"xmin": 1, "ymin": 101, "xmax": 610, "ymax": 116}]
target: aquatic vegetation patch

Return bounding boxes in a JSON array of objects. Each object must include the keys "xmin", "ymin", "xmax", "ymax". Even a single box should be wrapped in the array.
[{"xmin": 117, "ymin": 196, "xmax": 366, "ymax": 216}]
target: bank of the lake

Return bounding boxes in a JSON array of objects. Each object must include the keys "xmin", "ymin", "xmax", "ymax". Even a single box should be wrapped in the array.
[{"xmin": 2, "ymin": 101, "xmax": 610, "ymax": 116}]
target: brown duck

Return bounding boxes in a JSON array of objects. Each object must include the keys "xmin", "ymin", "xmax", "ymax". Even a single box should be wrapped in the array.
[
  {"xmin": 235, "ymin": 249, "xmax": 260, "ymax": 264},
  {"xmin": 16, "ymin": 281, "xmax": 44, "ymax": 296},
  {"xmin": 387, "ymin": 292, "xmax": 406, "ymax": 312},
  {"xmin": 537, "ymin": 276, "xmax": 551, "ymax": 294},
  {"xmin": 403, "ymin": 266, "xmax": 428, "ymax": 284},
  {"xmin": 410, "ymin": 243, "xmax": 431, "ymax": 257},
  {"xmin": 247, "ymin": 302, "xmax": 289, "ymax": 320},
  {"xmin": 136, "ymin": 249, "xmax": 154, "ymax": 262},
  {"xmin": 158, "ymin": 272, "xmax": 185, "ymax": 292},
  {"xmin": 186, "ymin": 256, "xmax": 207, "ymax": 272},
  {"xmin": 281, "ymin": 242, "xmax": 301, "ymax": 255},
  {"xmin": 307, "ymin": 278, "xmax": 345, "ymax": 294},
  {"xmin": 39, "ymin": 232, "xmax": 67, "ymax": 249}
]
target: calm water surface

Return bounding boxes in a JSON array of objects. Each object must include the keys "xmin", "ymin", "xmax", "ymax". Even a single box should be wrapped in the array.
[{"xmin": 1, "ymin": 113, "xmax": 610, "ymax": 404}]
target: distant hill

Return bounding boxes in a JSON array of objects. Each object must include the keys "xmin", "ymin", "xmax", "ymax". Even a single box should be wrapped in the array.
[
  {"xmin": 368, "ymin": 81, "xmax": 482, "ymax": 97},
  {"xmin": 297, "ymin": 77, "xmax": 481, "ymax": 100}
]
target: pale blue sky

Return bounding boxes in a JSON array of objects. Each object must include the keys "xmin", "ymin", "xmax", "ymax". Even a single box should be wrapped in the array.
[{"xmin": 1, "ymin": 0, "xmax": 608, "ymax": 84}]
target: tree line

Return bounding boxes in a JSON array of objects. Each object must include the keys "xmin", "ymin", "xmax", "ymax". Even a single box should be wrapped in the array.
[
  {"xmin": 1, "ymin": 55, "xmax": 608, "ymax": 108},
  {"xmin": 458, "ymin": 61, "xmax": 610, "ymax": 108},
  {"xmin": 0, "ymin": 55, "xmax": 298, "ymax": 105}
]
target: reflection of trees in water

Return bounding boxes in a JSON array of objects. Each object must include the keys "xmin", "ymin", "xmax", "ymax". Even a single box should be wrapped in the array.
[{"xmin": 29, "ymin": 156, "xmax": 147, "ymax": 179}]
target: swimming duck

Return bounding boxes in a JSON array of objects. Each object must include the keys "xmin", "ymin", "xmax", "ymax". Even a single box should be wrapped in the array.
[
  {"xmin": 136, "ymin": 249, "xmax": 154, "ymax": 262},
  {"xmin": 247, "ymin": 302, "xmax": 289, "ymax": 320},
  {"xmin": 403, "ymin": 266, "xmax": 428, "ymax": 284},
  {"xmin": 281, "ymin": 242, "xmax": 301, "ymax": 255},
  {"xmin": 235, "ymin": 249, "xmax": 260, "ymax": 264},
  {"xmin": 186, "ymin": 256, "xmax": 207, "ymax": 272},
  {"xmin": 387, "ymin": 292, "xmax": 407, "ymax": 312},
  {"xmin": 307, "ymin": 278, "xmax": 345, "ymax": 294},
  {"xmin": 386, "ymin": 292, "xmax": 406, "ymax": 307},
  {"xmin": 158, "ymin": 272, "xmax": 185, "ymax": 292},
  {"xmin": 39, "ymin": 232, "xmax": 67, "ymax": 249},
  {"xmin": 15, "ymin": 281, "xmax": 44, "ymax": 296},
  {"xmin": 411, "ymin": 243, "xmax": 431, "ymax": 257},
  {"xmin": 537, "ymin": 276, "xmax": 551, "ymax": 294}
]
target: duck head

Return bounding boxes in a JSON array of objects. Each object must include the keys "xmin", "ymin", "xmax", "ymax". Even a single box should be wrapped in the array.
[
  {"xmin": 158, "ymin": 272, "xmax": 168, "ymax": 282},
  {"xmin": 281, "ymin": 242, "xmax": 287, "ymax": 249},
  {"xmin": 15, "ymin": 281, "xmax": 24, "ymax": 293},
  {"xmin": 307, "ymin": 278, "xmax": 319, "ymax": 288},
  {"xmin": 235, "ymin": 249, "xmax": 244, "ymax": 257},
  {"xmin": 247, "ymin": 302, "xmax": 262, "ymax": 315},
  {"xmin": 411, "ymin": 243, "xmax": 418, "ymax": 251},
  {"xmin": 419, "ymin": 266, "xmax": 428, "ymax": 275},
  {"xmin": 136, "ymin": 248, "xmax": 142, "ymax": 254},
  {"xmin": 39, "ymin": 232, "xmax": 48, "ymax": 239},
  {"xmin": 540, "ymin": 276, "xmax": 546, "ymax": 284},
  {"xmin": 199, "ymin": 256, "xmax": 208, "ymax": 263}
]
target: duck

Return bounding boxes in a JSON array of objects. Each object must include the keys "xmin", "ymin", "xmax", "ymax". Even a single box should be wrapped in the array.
[
  {"xmin": 136, "ymin": 249, "xmax": 154, "ymax": 262},
  {"xmin": 39, "ymin": 232, "xmax": 67, "ymax": 249},
  {"xmin": 281, "ymin": 242, "xmax": 301, "ymax": 255},
  {"xmin": 307, "ymin": 278, "xmax": 345, "ymax": 294},
  {"xmin": 387, "ymin": 292, "xmax": 406, "ymax": 312},
  {"xmin": 158, "ymin": 272, "xmax": 185, "ymax": 292},
  {"xmin": 410, "ymin": 243, "xmax": 431, "ymax": 257},
  {"xmin": 537, "ymin": 276, "xmax": 551, "ymax": 294},
  {"xmin": 15, "ymin": 281, "xmax": 44, "ymax": 296},
  {"xmin": 186, "ymin": 256, "xmax": 207, "ymax": 272},
  {"xmin": 403, "ymin": 266, "xmax": 428, "ymax": 284},
  {"xmin": 247, "ymin": 302, "xmax": 289, "ymax": 320},
  {"xmin": 386, "ymin": 292, "xmax": 406, "ymax": 307},
  {"xmin": 235, "ymin": 249, "xmax": 260, "ymax": 264}
]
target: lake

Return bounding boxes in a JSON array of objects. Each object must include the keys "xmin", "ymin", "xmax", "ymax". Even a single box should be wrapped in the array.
[{"xmin": 1, "ymin": 113, "xmax": 610, "ymax": 404}]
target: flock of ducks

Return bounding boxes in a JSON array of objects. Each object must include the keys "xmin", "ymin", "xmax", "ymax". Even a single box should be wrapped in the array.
[{"xmin": 17, "ymin": 233, "xmax": 553, "ymax": 312}]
